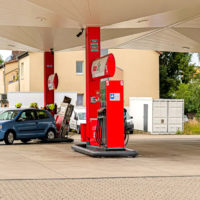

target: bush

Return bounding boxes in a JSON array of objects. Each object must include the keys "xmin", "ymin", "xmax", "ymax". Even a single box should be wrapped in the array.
[
  {"xmin": 195, "ymin": 112, "xmax": 200, "ymax": 122},
  {"xmin": 176, "ymin": 128, "xmax": 182, "ymax": 135},
  {"xmin": 182, "ymin": 121, "xmax": 200, "ymax": 135}
]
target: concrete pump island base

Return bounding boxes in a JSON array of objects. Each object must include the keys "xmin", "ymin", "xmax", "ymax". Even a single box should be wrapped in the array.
[
  {"xmin": 72, "ymin": 144, "xmax": 138, "ymax": 158},
  {"xmin": 71, "ymin": 27, "xmax": 138, "ymax": 158}
]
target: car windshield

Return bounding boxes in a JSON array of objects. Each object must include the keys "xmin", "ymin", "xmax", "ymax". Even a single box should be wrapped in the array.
[
  {"xmin": 78, "ymin": 112, "xmax": 86, "ymax": 120},
  {"xmin": 0, "ymin": 110, "xmax": 20, "ymax": 120},
  {"xmin": 126, "ymin": 112, "xmax": 131, "ymax": 120}
]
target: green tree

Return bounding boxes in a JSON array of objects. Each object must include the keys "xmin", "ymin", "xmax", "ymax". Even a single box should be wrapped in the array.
[
  {"xmin": 175, "ymin": 83, "xmax": 195, "ymax": 113},
  {"xmin": 160, "ymin": 52, "xmax": 197, "ymax": 98},
  {"xmin": 0, "ymin": 54, "xmax": 3, "ymax": 65},
  {"xmin": 190, "ymin": 80, "xmax": 200, "ymax": 113},
  {"xmin": 175, "ymin": 80, "xmax": 200, "ymax": 113}
]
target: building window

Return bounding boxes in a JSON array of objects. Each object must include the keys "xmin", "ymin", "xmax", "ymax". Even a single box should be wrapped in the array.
[
  {"xmin": 76, "ymin": 61, "xmax": 83, "ymax": 74},
  {"xmin": 77, "ymin": 94, "xmax": 83, "ymax": 106},
  {"xmin": 12, "ymin": 75, "xmax": 15, "ymax": 81},
  {"xmin": 21, "ymin": 63, "xmax": 24, "ymax": 79}
]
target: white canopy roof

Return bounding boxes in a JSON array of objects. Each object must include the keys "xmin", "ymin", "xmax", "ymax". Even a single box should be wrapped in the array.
[{"xmin": 1, "ymin": 0, "xmax": 200, "ymax": 52}]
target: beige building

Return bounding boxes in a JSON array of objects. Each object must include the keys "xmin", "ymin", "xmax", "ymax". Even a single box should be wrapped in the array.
[
  {"xmin": 0, "ymin": 65, "xmax": 5, "ymax": 94},
  {"xmin": 0, "ymin": 51, "xmax": 25, "ymax": 94},
  {"xmin": 0, "ymin": 49, "xmax": 160, "ymax": 107},
  {"xmin": 55, "ymin": 49, "xmax": 160, "ymax": 106},
  {"xmin": 5, "ymin": 60, "xmax": 18, "ymax": 93}
]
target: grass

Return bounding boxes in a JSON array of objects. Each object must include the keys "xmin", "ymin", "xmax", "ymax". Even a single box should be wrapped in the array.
[{"xmin": 180, "ymin": 120, "xmax": 200, "ymax": 135}]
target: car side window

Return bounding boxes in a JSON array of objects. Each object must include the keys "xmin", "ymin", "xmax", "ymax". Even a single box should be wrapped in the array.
[
  {"xmin": 0, "ymin": 112, "xmax": 9, "ymax": 120},
  {"xmin": 19, "ymin": 111, "xmax": 36, "ymax": 121},
  {"xmin": 36, "ymin": 111, "xmax": 49, "ymax": 120},
  {"xmin": 126, "ymin": 112, "xmax": 130, "ymax": 120}
]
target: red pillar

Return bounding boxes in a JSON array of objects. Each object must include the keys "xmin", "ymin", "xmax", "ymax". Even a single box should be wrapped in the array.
[
  {"xmin": 86, "ymin": 27, "xmax": 101, "ymax": 143},
  {"xmin": 44, "ymin": 52, "xmax": 54, "ymax": 107}
]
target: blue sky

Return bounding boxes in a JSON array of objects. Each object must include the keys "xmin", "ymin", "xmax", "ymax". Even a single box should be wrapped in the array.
[
  {"xmin": 1, "ymin": 50, "xmax": 200, "ymax": 66},
  {"xmin": 191, "ymin": 53, "xmax": 200, "ymax": 66},
  {"xmin": 0, "ymin": 50, "xmax": 12, "ymax": 61}
]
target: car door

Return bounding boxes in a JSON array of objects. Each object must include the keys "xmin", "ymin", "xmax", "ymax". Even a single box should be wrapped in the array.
[
  {"xmin": 69, "ymin": 112, "xmax": 74, "ymax": 129},
  {"xmin": 71, "ymin": 112, "xmax": 77, "ymax": 130},
  {"xmin": 35, "ymin": 110, "xmax": 51, "ymax": 138},
  {"xmin": 15, "ymin": 110, "xmax": 38, "ymax": 139}
]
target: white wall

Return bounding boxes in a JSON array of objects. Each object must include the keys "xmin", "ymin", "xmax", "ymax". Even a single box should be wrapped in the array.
[
  {"xmin": 0, "ymin": 108, "xmax": 14, "ymax": 113},
  {"xmin": 7, "ymin": 92, "xmax": 77, "ymax": 108},
  {"xmin": 129, "ymin": 97, "xmax": 153, "ymax": 133}
]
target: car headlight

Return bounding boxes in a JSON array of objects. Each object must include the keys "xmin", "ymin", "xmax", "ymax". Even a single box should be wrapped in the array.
[{"xmin": 0, "ymin": 125, "xmax": 2, "ymax": 129}]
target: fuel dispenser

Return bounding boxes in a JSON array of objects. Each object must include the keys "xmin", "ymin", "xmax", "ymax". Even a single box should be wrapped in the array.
[
  {"xmin": 72, "ymin": 54, "xmax": 138, "ymax": 157},
  {"xmin": 92, "ymin": 80, "xmax": 125, "ymax": 150}
]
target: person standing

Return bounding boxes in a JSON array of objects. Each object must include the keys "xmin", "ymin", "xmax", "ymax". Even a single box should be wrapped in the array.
[
  {"xmin": 30, "ymin": 102, "xmax": 38, "ymax": 109},
  {"xmin": 15, "ymin": 103, "xmax": 22, "ymax": 109}
]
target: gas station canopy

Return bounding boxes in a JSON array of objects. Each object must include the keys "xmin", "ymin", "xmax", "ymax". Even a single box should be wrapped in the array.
[{"xmin": 1, "ymin": 0, "xmax": 200, "ymax": 52}]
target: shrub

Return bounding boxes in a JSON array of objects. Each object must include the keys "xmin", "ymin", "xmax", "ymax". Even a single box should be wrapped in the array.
[
  {"xmin": 182, "ymin": 121, "xmax": 200, "ymax": 135},
  {"xmin": 176, "ymin": 128, "xmax": 182, "ymax": 135}
]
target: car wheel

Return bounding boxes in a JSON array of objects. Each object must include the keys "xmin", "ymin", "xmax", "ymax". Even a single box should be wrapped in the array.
[
  {"xmin": 77, "ymin": 126, "xmax": 81, "ymax": 134},
  {"xmin": 46, "ymin": 130, "xmax": 55, "ymax": 139},
  {"xmin": 130, "ymin": 130, "xmax": 133, "ymax": 134},
  {"xmin": 21, "ymin": 139, "xmax": 30, "ymax": 144},
  {"xmin": 4, "ymin": 131, "xmax": 14, "ymax": 145}
]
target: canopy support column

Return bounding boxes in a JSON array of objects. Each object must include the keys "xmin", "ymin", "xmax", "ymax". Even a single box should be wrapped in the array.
[
  {"xmin": 44, "ymin": 52, "xmax": 54, "ymax": 107},
  {"xmin": 85, "ymin": 27, "xmax": 101, "ymax": 143}
]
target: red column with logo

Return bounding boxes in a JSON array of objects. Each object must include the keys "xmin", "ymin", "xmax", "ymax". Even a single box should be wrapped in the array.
[
  {"xmin": 86, "ymin": 27, "xmax": 101, "ymax": 143},
  {"xmin": 44, "ymin": 52, "xmax": 54, "ymax": 107}
]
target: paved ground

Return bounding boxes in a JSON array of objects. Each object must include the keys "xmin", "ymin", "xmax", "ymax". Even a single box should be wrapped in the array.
[
  {"xmin": 0, "ymin": 134, "xmax": 200, "ymax": 199},
  {"xmin": 1, "ymin": 177, "xmax": 200, "ymax": 200}
]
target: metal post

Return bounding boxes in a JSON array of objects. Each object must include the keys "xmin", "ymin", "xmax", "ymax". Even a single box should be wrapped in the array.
[{"xmin": 44, "ymin": 52, "xmax": 54, "ymax": 107}]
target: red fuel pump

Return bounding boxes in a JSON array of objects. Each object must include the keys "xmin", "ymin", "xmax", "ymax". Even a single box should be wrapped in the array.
[
  {"xmin": 72, "ymin": 53, "xmax": 138, "ymax": 157},
  {"xmin": 90, "ymin": 80, "xmax": 125, "ymax": 149},
  {"xmin": 95, "ymin": 80, "xmax": 125, "ymax": 149}
]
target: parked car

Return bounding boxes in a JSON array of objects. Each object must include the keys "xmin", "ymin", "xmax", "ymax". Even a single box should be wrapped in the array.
[
  {"xmin": 124, "ymin": 109, "xmax": 134, "ymax": 134},
  {"xmin": 184, "ymin": 115, "xmax": 189, "ymax": 122},
  {"xmin": 69, "ymin": 108, "xmax": 86, "ymax": 134},
  {"xmin": 69, "ymin": 108, "xmax": 134, "ymax": 134},
  {"xmin": 0, "ymin": 109, "xmax": 57, "ymax": 145}
]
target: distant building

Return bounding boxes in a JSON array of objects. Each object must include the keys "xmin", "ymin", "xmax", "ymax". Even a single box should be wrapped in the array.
[{"xmin": 0, "ymin": 49, "xmax": 160, "ymax": 107}]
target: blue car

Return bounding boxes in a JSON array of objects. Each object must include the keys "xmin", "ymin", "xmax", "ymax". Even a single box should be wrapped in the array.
[{"xmin": 0, "ymin": 109, "xmax": 57, "ymax": 145}]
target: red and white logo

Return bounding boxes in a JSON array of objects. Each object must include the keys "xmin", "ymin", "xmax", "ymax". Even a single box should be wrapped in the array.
[
  {"xmin": 91, "ymin": 54, "xmax": 115, "ymax": 80},
  {"xmin": 48, "ymin": 73, "xmax": 58, "ymax": 90},
  {"xmin": 93, "ymin": 66, "xmax": 98, "ymax": 72}
]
